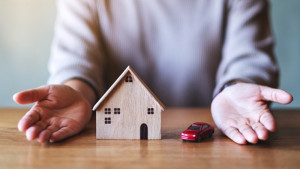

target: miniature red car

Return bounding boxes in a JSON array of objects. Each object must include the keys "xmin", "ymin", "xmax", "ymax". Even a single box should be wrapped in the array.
[{"xmin": 181, "ymin": 122, "xmax": 214, "ymax": 142}]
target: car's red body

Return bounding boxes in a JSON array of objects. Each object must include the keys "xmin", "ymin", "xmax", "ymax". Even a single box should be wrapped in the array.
[{"xmin": 181, "ymin": 122, "xmax": 214, "ymax": 142}]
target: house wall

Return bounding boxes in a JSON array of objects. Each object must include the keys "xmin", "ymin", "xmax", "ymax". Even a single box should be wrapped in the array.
[{"xmin": 96, "ymin": 73, "xmax": 162, "ymax": 139}]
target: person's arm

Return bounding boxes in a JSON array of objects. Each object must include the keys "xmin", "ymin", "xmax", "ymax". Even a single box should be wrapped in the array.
[
  {"xmin": 48, "ymin": 0, "xmax": 105, "ymax": 97},
  {"xmin": 14, "ymin": 0, "xmax": 104, "ymax": 143},
  {"xmin": 213, "ymin": 0, "xmax": 278, "ymax": 96},
  {"xmin": 211, "ymin": 0, "xmax": 293, "ymax": 144}
]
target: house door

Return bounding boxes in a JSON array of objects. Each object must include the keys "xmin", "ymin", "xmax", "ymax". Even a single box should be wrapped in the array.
[{"xmin": 140, "ymin": 123, "xmax": 148, "ymax": 140}]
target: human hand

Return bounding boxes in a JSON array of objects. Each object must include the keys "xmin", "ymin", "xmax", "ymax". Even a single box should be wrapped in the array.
[
  {"xmin": 211, "ymin": 83, "xmax": 293, "ymax": 144},
  {"xmin": 13, "ymin": 85, "xmax": 92, "ymax": 143}
]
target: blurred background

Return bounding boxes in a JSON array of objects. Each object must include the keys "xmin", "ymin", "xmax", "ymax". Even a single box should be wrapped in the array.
[{"xmin": 0, "ymin": 0, "xmax": 299, "ymax": 108}]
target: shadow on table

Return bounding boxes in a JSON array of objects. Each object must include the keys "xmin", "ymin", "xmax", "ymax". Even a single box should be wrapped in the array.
[{"xmin": 251, "ymin": 129, "xmax": 300, "ymax": 151}]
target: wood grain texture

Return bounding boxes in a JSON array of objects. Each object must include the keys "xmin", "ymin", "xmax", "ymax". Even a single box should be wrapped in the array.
[
  {"xmin": 95, "ymin": 72, "xmax": 162, "ymax": 139},
  {"xmin": 1, "ymin": 108, "xmax": 300, "ymax": 169},
  {"xmin": 93, "ymin": 66, "xmax": 165, "ymax": 111},
  {"xmin": 94, "ymin": 66, "xmax": 164, "ymax": 139}
]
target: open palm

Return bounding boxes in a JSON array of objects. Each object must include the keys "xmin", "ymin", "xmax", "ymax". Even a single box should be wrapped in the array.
[
  {"xmin": 211, "ymin": 83, "xmax": 293, "ymax": 144},
  {"xmin": 14, "ymin": 85, "xmax": 92, "ymax": 143}
]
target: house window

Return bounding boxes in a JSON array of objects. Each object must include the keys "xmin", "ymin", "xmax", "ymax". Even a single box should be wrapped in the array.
[
  {"xmin": 147, "ymin": 108, "xmax": 154, "ymax": 115},
  {"xmin": 114, "ymin": 108, "xmax": 121, "ymax": 114},
  {"xmin": 105, "ymin": 117, "xmax": 111, "ymax": 124},
  {"xmin": 125, "ymin": 76, "xmax": 133, "ymax": 82},
  {"xmin": 105, "ymin": 108, "xmax": 111, "ymax": 114}
]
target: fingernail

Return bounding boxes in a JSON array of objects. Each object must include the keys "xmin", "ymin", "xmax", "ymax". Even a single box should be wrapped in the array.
[{"xmin": 12, "ymin": 93, "xmax": 18, "ymax": 102}]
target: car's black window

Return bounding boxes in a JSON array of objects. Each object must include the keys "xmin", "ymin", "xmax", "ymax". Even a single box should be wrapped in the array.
[
  {"xmin": 188, "ymin": 125, "xmax": 201, "ymax": 131},
  {"xmin": 203, "ymin": 124, "xmax": 208, "ymax": 129}
]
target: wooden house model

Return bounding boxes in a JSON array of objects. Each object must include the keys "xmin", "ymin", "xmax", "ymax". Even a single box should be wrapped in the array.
[{"xmin": 92, "ymin": 66, "xmax": 165, "ymax": 140}]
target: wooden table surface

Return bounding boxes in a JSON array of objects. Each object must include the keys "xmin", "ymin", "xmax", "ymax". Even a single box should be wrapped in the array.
[{"xmin": 0, "ymin": 108, "xmax": 300, "ymax": 169}]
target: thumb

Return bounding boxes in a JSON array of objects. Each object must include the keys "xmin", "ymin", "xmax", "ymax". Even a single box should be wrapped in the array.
[
  {"xmin": 13, "ymin": 85, "xmax": 50, "ymax": 104},
  {"xmin": 259, "ymin": 86, "xmax": 293, "ymax": 104}
]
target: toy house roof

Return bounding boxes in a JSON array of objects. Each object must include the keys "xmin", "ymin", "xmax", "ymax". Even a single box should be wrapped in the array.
[{"xmin": 92, "ymin": 66, "xmax": 165, "ymax": 111}]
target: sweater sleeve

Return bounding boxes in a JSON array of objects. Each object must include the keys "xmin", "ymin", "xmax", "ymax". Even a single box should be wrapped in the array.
[
  {"xmin": 213, "ymin": 0, "xmax": 279, "ymax": 96},
  {"xmin": 48, "ymin": 0, "xmax": 104, "ymax": 97}
]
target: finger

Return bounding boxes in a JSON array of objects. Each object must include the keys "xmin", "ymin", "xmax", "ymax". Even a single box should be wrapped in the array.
[
  {"xmin": 26, "ymin": 121, "xmax": 48, "ymax": 140},
  {"xmin": 50, "ymin": 127, "xmax": 79, "ymax": 143},
  {"xmin": 38, "ymin": 124, "xmax": 60, "ymax": 143},
  {"xmin": 13, "ymin": 86, "xmax": 50, "ymax": 104},
  {"xmin": 223, "ymin": 127, "xmax": 247, "ymax": 144},
  {"xmin": 238, "ymin": 124, "xmax": 258, "ymax": 144},
  {"xmin": 18, "ymin": 109, "xmax": 40, "ymax": 132},
  {"xmin": 259, "ymin": 112, "xmax": 276, "ymax": 132},
  {"xmin": 251, "ymin": 122, "xmax": 268, "ymax": 140},
  {"xmin": 259, "ymin": 86, "xmax": 293, "ymax": 104}
]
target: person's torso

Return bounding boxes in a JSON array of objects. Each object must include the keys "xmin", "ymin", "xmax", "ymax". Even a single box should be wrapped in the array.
[{"xmin": 96, "ymin": 0, "xmax": 227, "ymax": 106}]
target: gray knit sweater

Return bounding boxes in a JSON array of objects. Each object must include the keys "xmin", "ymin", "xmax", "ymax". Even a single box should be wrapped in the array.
[{"xmin": 48, "ymin": 0, "xmax": 278, "ymax": 107}]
